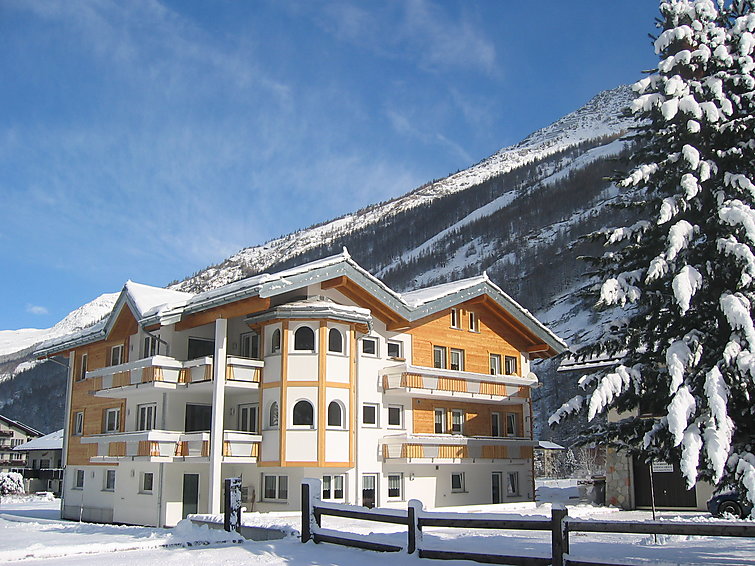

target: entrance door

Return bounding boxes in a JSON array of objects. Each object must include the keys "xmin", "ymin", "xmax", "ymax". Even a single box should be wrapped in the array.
[
  {"xmin": 182, "ymin": 474, "xmax": 199, "ymax": 518},
  {"xmin": 362, "ymin": 474, "xmax": 377, "ymax": 508},
  {"xmin": 492, "ymin": 472, "xmax": 503, "ymax": 504}
]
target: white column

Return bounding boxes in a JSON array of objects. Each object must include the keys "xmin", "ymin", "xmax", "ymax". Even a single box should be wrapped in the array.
[
  {"xmin": 209, "ymin": 318, "xmax": 228, "ymax": 515},
  {"xmin": 61, "ymin": 352, "xmax": 76, "ymax": 510}
]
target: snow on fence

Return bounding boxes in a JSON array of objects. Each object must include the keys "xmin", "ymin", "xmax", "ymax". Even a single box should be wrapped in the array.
[{"xmin": 300, "ymin": 479, "xmax": 755, "ymax": 566}]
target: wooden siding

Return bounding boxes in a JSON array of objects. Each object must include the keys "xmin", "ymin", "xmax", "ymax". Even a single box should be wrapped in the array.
[
  {"xmin": 412, "ymin": 398, "xmax": 524, "ymax": 437},
  {"xmin": 407, "ymin": 300, "xmax": 527, "ymax": 374}
]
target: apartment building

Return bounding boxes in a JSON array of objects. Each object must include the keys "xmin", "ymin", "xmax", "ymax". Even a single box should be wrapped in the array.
[
  {"xmin": 36, "ymin": 251, "xmax": 566, "ymax": 526},
  {"xmin": 0, "ymin": 415, "xmax": 42, "ymax": 474}
]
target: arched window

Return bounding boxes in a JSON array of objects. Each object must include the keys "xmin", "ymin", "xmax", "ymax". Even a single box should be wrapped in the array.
[
  {"xmin": 328, "ymin": 328, "xmax": 343, "ymax": 353},
  {"xmin": 294, "ymin": 326, "xmax": 315, "ymax": 351},
  {"xmin": 269, "ymin": 402, "xmax": 279, "ymax": 428},
  {"xmin": 271, "ymin": 329, "xmax": 281, "ymax": 354},
  {"xmin": 292, "ymin": 400, "xmax": 314, "ymax": 426},
  {"xmin": 327, "ymin": 401, "xmax": 343, "ymax": 427}
]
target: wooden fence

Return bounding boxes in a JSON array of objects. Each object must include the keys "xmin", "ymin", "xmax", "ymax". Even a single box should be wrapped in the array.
[{"xmin": 300, "ymin": 479, "xmax": 755, "ymax": 566}]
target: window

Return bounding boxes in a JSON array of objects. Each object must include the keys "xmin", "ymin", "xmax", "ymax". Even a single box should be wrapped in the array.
[
  {"xmin": 104, "ymin": 469, "xmax": 116, "ymax": 491},
  {"xmin": 143, "ymin": 335, "xmax": 159, "ymax": 358},
  {"xmin": 388, "ymin": 474, "xmax": 403, "ymax": 499},
  {"xmin": 388, "ymin": 405, "xmax": 403, "ymax": 428},
  {"xmin": 451, "ymin": 472, "xmax": 465, "ymax": 492},
  {"xmin": 504, "ymin": 355, "xmax": 518, "ymax": 375},
  {"xmin": 450, "ymin": 308, "xmax": 460, "ymax": 328},
  {"xmin": 104, "ymin": 408, "xmax": 121, "ymax": 433},
  {"xmin": 74, "ymin": 412, "xmax": 84, "ymax": 436},
  {"xmin": 450, "ymin": 348, "xmax": 465, "ymax": 371},
  {"xmin": 506, "ymin": 413, "xmax": 518, "ymax": 437},
  {"xmin": 469, "ymin": 312, "xmax": 479, "ymax": 332},
  {"xmin": 269, "ymin": 402, "xmax": 279, "ymax": 428},
  {"xmin": 434, "ymin": 408, "xmax": 446, "ymax": 434},
  {"xmin": 110, "ymin": 345, "xmax": 124, "ymax": 366},
  {"xmin": 271, "ymin": 329, "xmax": 281, "ymax": 354},
  {"xmin": 322, "ymin": 475, "xmax": 344, "ymax": 500},
  {"xmin": 137, "ymin": 404, "xmax": 156, "ymax": 431},
  {"xmin": 327, "ymin": 401, "xmax": 343, "ymax": 427},
  {"xmin": 239, "ymin": 404, "xmax": 258, "ymax": 433},
  {"xmin": 433, "ymin": 346, "xmax": 447, "ymax": 369},
  {"xmin": 292, "ymin": 400, "xmax": 314, "ymax": 427},
  {"xmin": 141, "ymin": 472, "xmax": 154, "ymax": 493},
  {"xmin": 185, "ymin": 404, "xmax": 211, "ymax": 432},
  {"xmin": 507, "ymin": 472, "xmax": 520, "ymax": 496},
  {"xmin": 451, "ymin": 409, "xmax": 464, "ymax": 435},
  {"xmin": 491, "ymin": 412, "xmax": 501, "ymax": 437},
  {"xmin": 328, "ymin": 328, "xmax": 343, "ymax": 353},
  {"xmin": 490, "ymin": 354, "xmax": 502, "ymax": 375},
  {"xmin": 74, "ymin": 469, "xmax": 84, "ymax": 489},
  {"xmin": 362, "ymin": 403, "xmax": 378, "ymax": 427},
  {"xmin": 240, "ymin": 332, "xmax": 259, "ymax": 359},
  {"xmin": 387, "ymin": 341, "xmax": 403, "ymax": 359},
  {"xmin": 362, "ymin": 337, "xmax": 377, "ymax": 356},
  {"xmin": 187, "ymin": 337, "xmax": 214, "ymax": 359},
  {"xmin": 294, "ymin": 326, "xmax": 315, "ymax": 351},
  {"xmin": 263, "ymin": 474, "xmax": 288, "ymax": 501},
  {"xmin": 78, "ymin": 353, "xmax": 88, "ymax": 381}
]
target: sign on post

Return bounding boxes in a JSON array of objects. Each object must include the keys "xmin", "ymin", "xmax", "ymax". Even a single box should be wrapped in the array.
[{"xmin": 224, "ymin": 477, "xmax": 242, "ymax": 533}]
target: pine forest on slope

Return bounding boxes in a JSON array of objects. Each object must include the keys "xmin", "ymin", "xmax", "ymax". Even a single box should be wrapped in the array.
[{"xmin": 1, "ymin": 85, "xmax": 639, "ymax": 439}]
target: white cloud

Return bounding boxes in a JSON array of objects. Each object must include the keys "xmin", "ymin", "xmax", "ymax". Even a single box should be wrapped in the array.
[{"xmin": 26, "ymin": 304, "xmax": 49, "ymax": 316}]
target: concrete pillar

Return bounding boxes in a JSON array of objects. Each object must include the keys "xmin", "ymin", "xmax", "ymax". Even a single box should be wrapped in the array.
[{"xmin": 209, "ymin": 318, "xmax": 228, "ymax": 515}]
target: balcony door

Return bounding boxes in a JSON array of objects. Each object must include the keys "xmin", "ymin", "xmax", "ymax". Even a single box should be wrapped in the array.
[
  {"xmin": 362, "ymin": 474, "xmax": 377, "ymax": 508},
  {"xmin": 492, "ymin": 472, "xmax": 503, "ymax": 504},
  {"xmin": 182, "ymin": 473, "xmax": 199, "ymax": 518},
  {"xmin": 185, "ymin": 404, "xmax": 212, "ymax": 432}
]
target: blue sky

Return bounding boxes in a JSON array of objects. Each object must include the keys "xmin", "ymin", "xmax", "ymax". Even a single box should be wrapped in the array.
[{"xmin": 0, "ymin": 0, "xmax": 659, "ymax": 330}]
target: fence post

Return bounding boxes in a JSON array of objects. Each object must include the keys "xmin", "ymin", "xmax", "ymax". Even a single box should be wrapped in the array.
[
  {"xmin": 407, "ymin": 499, "xmax": 423, "ymax": 555},
  {"xmin": 551, "ymin": 505, "xmax": 569, "ymax": 566},
  {"xmin": 301, "ymin": 481, "xmax": 311, "ymax": 543}
]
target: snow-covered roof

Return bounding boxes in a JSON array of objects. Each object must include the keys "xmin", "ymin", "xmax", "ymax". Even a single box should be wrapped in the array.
[
  {"xmin": 0, "ymin": 415, "xmax": 43, "ymax": 437},
  {"xmin": 12, "ymin": 429, "xmax": 63, "ymax": 452},
  {"xmin": 557, "ymin": 353, "xmax": 623, "ymax": 372},
  {"xmin": 36, "ymin": 249, "xmax": 567, "ymax": 358}
]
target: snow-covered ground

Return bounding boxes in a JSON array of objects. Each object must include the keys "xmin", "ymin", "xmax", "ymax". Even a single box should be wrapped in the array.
[{"xmin": 1, "ymin": 486, "xmax": 754, "ymax": 566}]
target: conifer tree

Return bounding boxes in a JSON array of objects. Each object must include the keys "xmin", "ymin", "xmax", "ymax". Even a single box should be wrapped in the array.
[{"xmin": 551, "ymin": 0, "xmax": 755, "ymax": 508}]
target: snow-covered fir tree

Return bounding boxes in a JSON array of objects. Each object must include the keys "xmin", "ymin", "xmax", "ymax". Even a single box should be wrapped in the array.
[{"xmin": 551, "ymin": 0, "xmax": 755, "ymax": 508}]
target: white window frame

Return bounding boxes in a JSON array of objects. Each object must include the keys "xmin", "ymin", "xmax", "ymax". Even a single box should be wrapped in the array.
[
  {"xmin": 506, "ymin": 412, "xmax": 518, "ymax": 437},
  {"xmin": 140, "ymin": 472, "xmax": 154, "ymax": 493},
  {"xmin": 137, "ymin": 403, "xmax": 157, "ymax": 431},
  {"xmin": 104, "ymin": 469, "xmax": 116, "ymax": 491},
  {"xmin": 387, "ymin": 473, "xmax": 403, "ymax": 500},
  {"xmin": 504, "ymin": 355, "xmax": 518, "ymax": 375},
  {"xmin": 387, "ymin": 405, "xmax": 403, "ymax": 428},
  {"xmin": 322, "ymin": 474, "xmax": 345, "ymax": 500},
  {"xmin": 110, "ymin": 344, "xmax": 124, "ymax": 367},
  {"xmin": 433, "ymin": 345, "xmax": 447, "ymax": 369},
  {"xmin": 74, "ymin": 469, "xmax": 84, "ymax": 489},
  {"xmin": 271, "ymin": 328, "xmax": 281, "ymax": 354},
  {"xmin": 434, "ymin": 408, "xmax": 446, "ymax": 434},
  {"xmin": 387, "ymin": 340, "xmax": 403, "ymax": 359},
  {"xmin": 78, "ymin": 353, "xmax": 88, "ymax": 381},
  {"xmin": 450, "ymin": 348, "xmax": 465, "ymax": 371},
  {"xmin": 292, "ymin": 399, "xmax": 315, "ymax": 428},
  {"xmin": 450, "ymin": 308, "xmax": 460, "ymax": 329},
  {"xmin": 328, "ymin": 328, "xmax": 345, "ymax": 354},
  {"xmin": 143, "ymin": 335, "xmax": 159, "ymax": 358},
  {"xmin": 104, "ymin": 408, "xmax": 121, "ymax": 433},
  {"xmin": 268, "ymin": 401, "xmax": 279, "ymax": 429},
  {"xmin": 362, "ymin": 403, "xmax": 379, "ymax": 427},
  {"xmin": 262, "ymin": 474, "xmax": 288, "ymax": 501},
  {"xmin": 238, "ymin": 403, "xmax": 259, "ymax": 433},
  {"xmin": 74, "ymin": 411, "xmax": 84, "ymax": 436},
  {"xmin": 327, "ymin": 400, "xmax": 344, "ymax": 429},
  {"xmin": 491, "ymin": 412, "xmax": 502, "ymax": 437},
  {"xmin": 469, "ymin": 311, "xmax": 479, "ymax": 332},
  {"xmin": 361, "ymin": 337, "xmax": 378, "ymax": 357},
  {"xmin": 507, "ymin": 471, "xmax": 520, "ymax": 496},
  {"xmin": 240, "ymin": 332, "xmax": 259, "ymax": 359},
  {"xmin": 451, "ymin": 472, "xmax": 465, "ymax": 492},
  {"xmin": 451, "ymin": 409, "xmax": 464, "ymax": 435},
  {"xmin": 490, "ymin": 353, "xmax": 502, "ymax": 375},
  {"xmin": 293, "ymin": 325, "xmax": 316, "ymax": 352}
]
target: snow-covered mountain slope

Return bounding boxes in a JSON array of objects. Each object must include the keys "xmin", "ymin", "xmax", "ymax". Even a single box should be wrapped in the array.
[{"xmin": 172, "ymin": 85, "xmax": 635, "ymax": 293}]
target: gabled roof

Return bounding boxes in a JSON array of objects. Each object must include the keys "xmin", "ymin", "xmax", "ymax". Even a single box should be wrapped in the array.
[
  {"xmin": 35, "ymin": 249, "xmax": 567, "ymax": 358},
  {"xmin": 12, "ymin": 429, "xmax": 63, "ymax": 452},
  {"xmin": 0, "ymin": 415, "xmax": 43, "ymax": 437}
]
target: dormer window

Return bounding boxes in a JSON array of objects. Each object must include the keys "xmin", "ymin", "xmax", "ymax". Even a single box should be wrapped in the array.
[{"xmin": 294, "ymin": 326, "xmax": 315, "ymax": 351}]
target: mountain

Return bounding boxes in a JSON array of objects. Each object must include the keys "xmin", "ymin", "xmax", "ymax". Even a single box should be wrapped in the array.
[{"xmin": 1, "ymin": 85, "xmax": 638, "ymax": 438}]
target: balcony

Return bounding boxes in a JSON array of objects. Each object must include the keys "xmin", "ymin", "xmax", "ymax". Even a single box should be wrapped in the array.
[
  {"xmin": 89, "ymin": 355, "xmax": 263, "ymax": 397},
  {"xmin": 81, "ymin": 429, "xmax": 261, "ymax": 463},
  {"xmin": 381, "ymin": 363, "xmax": 536, "ymax": 403},
  {"xmin": 381, "ymin": 433, "xmax": 535, "ymax": 462},
  {"xmin": 21, "ymin": 468, "xmax": 64, "ymax": 480}
]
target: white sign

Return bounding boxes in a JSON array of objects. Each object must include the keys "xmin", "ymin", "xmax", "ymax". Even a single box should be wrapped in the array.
[{"xmin": 651, "ymin": 461, "xmax": 674, "ymax": 473}]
